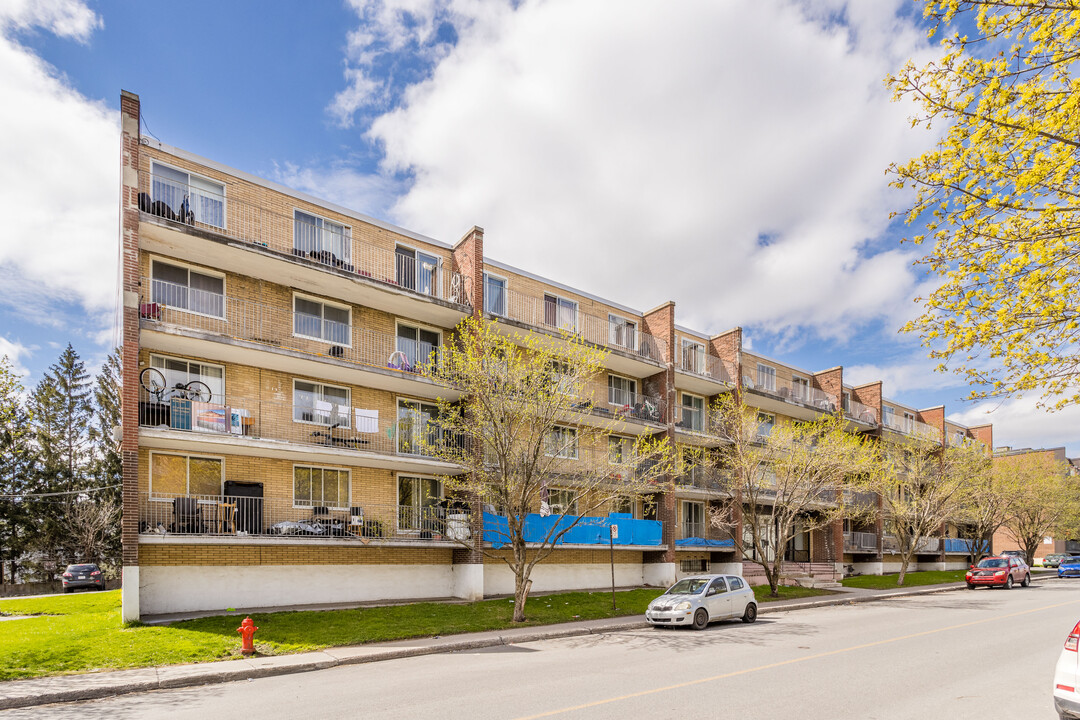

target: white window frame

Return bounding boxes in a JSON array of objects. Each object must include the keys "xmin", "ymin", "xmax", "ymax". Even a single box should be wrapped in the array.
[
  {"xmin": 292, "ymin": 379, "xmax": 351, "ymax": 428},
  {"xmin": 608, "ymin": 373, "xmax": 638, "ymax": 407},
  {"xmin": 293, "ymin": 208, "xmax": 352, "ymax": 263},
  {"xmin": 842, "ymin": 391, "xmax": 851, "ymax": 412},
  {"xmin": 681, "ymin": 339, "xmax": 706, "ymax": 373},
  {"xmin": 681, "ymin": 500, "xmax": 705, "ymax": 533},
  {"xmin": 608, "ymin": 314, "xmax": 637, "ymax": 350},
  {"xmin": 150, "ymin": 161, "xmax": 227, "ymax": 230},
  {"xmin": 791, "ymin": 375, "xmax": 810, "ymax": 402},
  {"xmin": 394, "ymin": 243, "xmax": 441, "ymax": 297},
  {"xmin": 396, "ymin": 472, "xmax": 443, "ymax": 532},
  {"xmin": 883, "ymin": 406, "xmax": 895, "ymax": 427},
  {"xmin": 903, "ymin": 411, "xmax": 916, "ymax": 433},
  {"xmin": 609, "ymin": 435, "xmax": 633, "ymax": 464},
  {"xmin": 148, "ymin": 451, "xmax": 224, "ymax": 497},
  {"xmin": 757, "ymin": 363, "xmax": 777, "ymax": 392},
  {"xmin": 546, "ymin": 426, "xmax": 579, "ymax": 459},
  {"xmin": 681, "ymin": 392, "xmax": 705, "ymax": 432},
  {"xmin": 149, "ymin": 257, "xmax": 226, "ymax": 319},
  {"xmin": 756, "ymin": 412, "xmax": 775, "ymax": 437},
  {"xmin": 149, "ymin": 354, "xmax": 226, "ymax": 401},
  {"xmin": 292, "ymin": 292, "xmax": 352, "ymax": 347},
  {"xmin": 544, "ymin": 293, "xmax": 578, "ymax": 333},
  {"xmin": 292, "ymin": 464, "xmax": 351, "ymax": 511},
  {"xmin": 396, "ymin": 396, "xmax": 442, "ymax": 456},
  {"xmin": 483, "ymin": 272, "xmax": 508, "ymax": 317},
  {"xmin": 395, "ymin": 320, "xmax": 442, "ymax": 370},
  {"xmin": 547, "ymin": 488, "xmax": 578, "ymax": 516}
]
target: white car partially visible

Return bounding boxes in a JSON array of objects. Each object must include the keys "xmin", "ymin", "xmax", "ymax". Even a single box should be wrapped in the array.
[{"xmin": 1054, "ymin": 621, "xmax": 1080, "ymax": 719}]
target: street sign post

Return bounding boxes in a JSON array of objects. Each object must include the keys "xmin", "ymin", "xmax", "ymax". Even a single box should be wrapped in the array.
[{"xmin": 609, "ymin": 524, "xmax": 618, "ymax": 611}]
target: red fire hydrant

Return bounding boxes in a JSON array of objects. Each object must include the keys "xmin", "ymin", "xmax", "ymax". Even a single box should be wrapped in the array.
[{"xmin": 237, "ymin": 617, "xmax": 258, "ymax": 655}]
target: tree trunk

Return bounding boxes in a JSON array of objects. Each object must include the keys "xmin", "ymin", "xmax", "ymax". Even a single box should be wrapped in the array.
[
  {"xmin": 897, "ymin": 552, "xmax": 912, "ymax": 586},
  {"xmin": 512, "ymin": 575, "xmax": 532, "ymax": 622}
]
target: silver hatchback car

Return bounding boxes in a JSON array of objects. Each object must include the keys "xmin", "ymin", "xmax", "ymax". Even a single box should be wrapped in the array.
[{"xmin": 646, "ymin": 574, "xmax": 758, "ymax": 629}]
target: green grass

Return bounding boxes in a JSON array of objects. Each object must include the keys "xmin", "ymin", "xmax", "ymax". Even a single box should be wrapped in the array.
[
  {"xmin": 753, "ymin": 585, "xmax": 836, "ymax": 602},
  {"xmin": 840, "ymin": 569, "xmax": 968, "ymax": 589}
]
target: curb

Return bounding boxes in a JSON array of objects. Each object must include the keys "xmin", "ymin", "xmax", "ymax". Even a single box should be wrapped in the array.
[{"xmin": 0, "ymin": 578, "xmax": 1041, "ymax": 710}]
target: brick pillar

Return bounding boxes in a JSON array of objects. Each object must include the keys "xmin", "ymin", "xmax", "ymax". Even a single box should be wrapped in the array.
[
  {"xmin": 451, "ymin": 226, "xmax": 484, "ymax": 316},
  {"xmin": 812, "ymin": 366, "xmax": 843, "ymax": 412},
  {"xmin": 642, "ymin": 302, "xmax": 677, "ymax": 575},
  {"xmin": 916, "ymin": 405, "xmax": 946, "ymax": 445},
  {"xmin": 970, "ymin": 424, "xmax": 993, "ymax": 454},
  {"xmin": 119, "ymin": 90, "xmax": 142, "ymax": 621},
  {"xmin": 709, "ymin": 327, "xmax": 742, "ymax": 388},
  {"xmin": 852, "ymin": 381, "xmax": 883, "ymax": 426}
]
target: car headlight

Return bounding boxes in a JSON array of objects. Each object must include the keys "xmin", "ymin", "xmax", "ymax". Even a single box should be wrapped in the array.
[{"xmin": 674, "ymin": 601, "xmax": 692, "ymax": 611}]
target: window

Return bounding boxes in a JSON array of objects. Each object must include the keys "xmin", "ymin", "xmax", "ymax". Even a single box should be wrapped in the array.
[
  {"xmin": 792, "ymin": 376, "xmax": 810, "ymax": 402},
  {"xmin": 544, "ymin": 294, "xmax": 577, "ymax": 332},
  {"xmin": 756, "ymin": 412, "xmax": 775, "ymax": 438},
  {"xmin": 294, "ymin": 210, "xmax": 351, "ymax": 265},
  {"xmin": 729, "ymin": 576, "xmax": 744, "ymax": 591},
  {"xmin": 150, "ymin": 260, "xmax": 224, "ymax": 317},
  {"xmin": 546, "ymin": 360, "xmax": 573, "ymax": 395},
  {"xmin": 883, "ymin": 406, "xmax": 895, "ymax": 427},
  {"xmin": 398, "ymin": 475, "xmax": 441, "ymax": 531},
  {"xmin": 294, "ymin": 466, "xmax": 349, "ymax": 509},
  {"xmin": 395, "ymin": 245, "xmax": 439, "ymax": 296},
  {"xmin": 903, "ymin": 412, "xmax": 916, "ymax": 433},
  {"xmin": 548, "ymin": 489, "xmax": 578, "ymax": 515},
  {"xmin": 293, "ymin": 295, "xmax": 351, "ymax": 346},
  {"xmin": 149, "ymin": 355, "xmax": 224, "ymax": 402},
  {"xmin": 681, "ymin": 340, "xmax": 706, "ymax": 373},
  {"xmin": 546, "ymin": 426, "xmax": 578, "ymax": 459},
  {"xmin": 842, "ymin": 391, "xmax": 851, "ymax": 412},
  {"xmin": 397, "ymin": 324, "xmax": 440, "ymax": 371},
  {"xmin": 293, "ymin": 380, "xmax": 350, "ymax": 427},
  {"xmin": 682, "ymin": 501, "xmax": 704, "ymax": 537},
  {"xmin": 757, "ymin": 364, "xmax": 777, "ymax": 392},
  {"xmin": 680, "ymin": 559, "xmax": 708, "ymax": 573},
  {"xmin": 609, "ymin": 435, "xmax": 633, "ymax": 464},
  {"xmin": 150, "ymin": 163, "xmax": 225, "ymax": 228},
  {"xmin": 397, "ymin": 399, "xmax": 441, "ymax": 456},
  {"xmin": 608, "ymin": 374, "xmax": 637, "ymax": 406},
  {"xmin": 484, "ymin": 274, "xmax": 507, "ymax": 316},
  {"xmin": 150, "ymin": 453, "xmax": 222, "ymax": 496},
  {"xmin": 681, "ymin": 393, "xmax": 704, "ymax": 432},
  {"xmin": 707, "ymin": 577, "xmax": 728, "ymax": 595},
  {"xmin": 609, "ymin": 315, "xmax": 637, "ymax": 350},
  {"xmin": 612, "ymin": 496, "xmax": 637, "ymax": 517}
]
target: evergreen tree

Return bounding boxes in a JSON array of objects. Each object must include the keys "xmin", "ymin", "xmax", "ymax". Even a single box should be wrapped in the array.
[
  {"xmin": 87, "ymin": 349, "xmax": 122, "ymax": 567},
  {"xmin": 0, "ymin": 356, "xmax": 33, "ymax": 584}
]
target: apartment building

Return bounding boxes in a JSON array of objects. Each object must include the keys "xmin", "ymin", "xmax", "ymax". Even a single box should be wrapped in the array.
[
  {"xmin": 991, "ymin": 447, "xmax": 1080, "ymax": 561},
  {"xmin": 117, "ymin": 91, "xmax": 994, "ymax": 620}
]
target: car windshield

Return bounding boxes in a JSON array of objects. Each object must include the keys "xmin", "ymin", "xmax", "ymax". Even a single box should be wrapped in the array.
[
  {"xmin": 67, "ymin": 564, "xmax": 97, "ymax": 572},
  {"xmin": 977, "ymin": 558, "xmax": 1008, "ymax": 568},
  {"xmin": 1066, "ymin": 557, "xmax": 1080, "ymax": 564},
  {"xmin": 667, "ymin": 579, "xmax": 709, "ymax": 595}
]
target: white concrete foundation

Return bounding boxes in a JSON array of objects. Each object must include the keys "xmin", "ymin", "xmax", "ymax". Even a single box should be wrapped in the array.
[
  {"xmin": 710, "ymin": 562, "xmax": 743, "ymax": 575},
  {"xmin": 452, "ymin": 563, "xmax": 484, "ymax": 601},
  {"xmin": 139, "ymin": 564, "xmax": 454, "ymax": 616},
  {"xmin": 919, "ymin": 561, "xmax": 947, "ymax": 572},
  {"xmin": 121, "ymin": 565, "xmax": 140, "ymax": 622},
  {"xmin": 851, "ymin": 561, "xmax": 883, "ymax": 576},
  {"xmin": 643, "ymin": 562, "xmax": 677, "ymax": 588},
  {"xmin": 482, "ymin": 563, "xmax": 645, "ymax": 597}
]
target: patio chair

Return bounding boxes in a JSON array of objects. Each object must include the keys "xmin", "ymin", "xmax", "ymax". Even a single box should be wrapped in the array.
[{"xmin": 173, "ymin": 497, "xmax": 204, "ymax": 534}]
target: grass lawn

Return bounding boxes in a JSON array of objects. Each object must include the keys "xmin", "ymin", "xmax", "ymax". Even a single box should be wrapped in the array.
[
  {"xmin": 840, "ymin": 570, "xmax": 968, "ymax": 590},
  {"xmin": 753, "ymin": 585, "xmax": 836, "ymax": 602}
]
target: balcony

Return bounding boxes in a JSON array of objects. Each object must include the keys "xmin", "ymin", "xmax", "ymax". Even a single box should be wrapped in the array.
[
  {"xmin": 882, "ymin": 414, "xmax": 940, "ymax": 443},
  {"xmin": 844, "ymin": 531, "xmax": 878, "ymax": 553},
  {"xmin": 482, "ymin": 512, "xmax": 662, "ymax": 547},
  {"xmin": 844, "ymin": 399, "xmax": 878, "ymax": 427},
  {"xmin": 673, "ymin": 404, "xmax": 727, "ymax": 447},
  {"xmin": 139, "ymin": 492, "xmax": 472, "ymax": 544},
  {"xmin": 137, "ymin": 171, "xmax": 470, "ymax": 327},
  {"xmin": 139, "ymin": 277, "xmax": 461, "ymax": 401},
  {"xmin": 674, "ymin": 348, "xmax": 735, "ymax": 396},
  {"xmin": 740, "ymin": 374, "xmax": 839, "ymax": 421},
  {"xmin": 486, "ymin": 285, "xmax": 667, "ymax": 377},
  {"xmin": 674, "ymin": 523, "xmax": 734, "ymax": 549},
  {"xmin": 568, "ymin": 387, "xmax": 666, "ymax": 433},
  {"xmin": 137, "ymin": 388, "xmax": 464, "ymax": 473},
  {"xmin": 674, "ymin": 465, "xmax": 728, "ymax": 495}
]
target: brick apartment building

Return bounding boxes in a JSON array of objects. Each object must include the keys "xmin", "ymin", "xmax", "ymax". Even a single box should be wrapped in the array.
[
  {"xmin": 991, "ymin": 447, "xmax": 1080, "ymax": 561},
  {"xmin": 117, "ymin": 91, "xmax": 995, "ymax": 620}
]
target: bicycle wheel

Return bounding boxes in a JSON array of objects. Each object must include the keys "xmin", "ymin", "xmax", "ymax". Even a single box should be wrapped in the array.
[
  {"xmin": 139, "ymin": 367, "xmax": 166, "ymax": 397},
  {"xmin": 183, "ymin": 380, "xmax": 213, "ymax": 403}
]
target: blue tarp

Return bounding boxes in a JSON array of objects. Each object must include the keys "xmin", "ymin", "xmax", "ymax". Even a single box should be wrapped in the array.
[
  {"xmin": 483, "ymin": 512, "xmax": 662, "ymax": 548},
  {"xmin": 675, "ymin": 537, "xmax": 734, "ymax": 548},
  {"xmin": 943, "ymin": 538, "xmax": 978, "ymax": 553}
]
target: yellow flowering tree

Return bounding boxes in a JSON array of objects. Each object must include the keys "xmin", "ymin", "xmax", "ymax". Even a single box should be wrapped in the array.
[{"xmin": 888, "ymin": 1, "xmax": 1080, "ymax": 408}]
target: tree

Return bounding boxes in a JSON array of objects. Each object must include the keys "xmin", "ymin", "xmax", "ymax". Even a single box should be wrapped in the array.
[
  {"xmin": 863, "ymin": 437, "xmax": 984, "ymax": 585},
  {"xmin": 706, "ymin": 396, "xmax": 877, "ymax": 597},
  {"xmin": 429, "ymin": 317, "xmax": 673, "ymax": 623},
  {"xmin": 996, "ymin": 451, "xmax": 1079, "ymax": 565},
  {"xmin": 952, "ymin": 439, "xmax": 1005, "ymax": 564},
  {"xmin": 0, "ymin": 356, "xmax": 33, "ymax": 584},
  {"xmin": 87, "ymin": 349, "xmax": 123, "ymax": 569},
  {"xmin": 888, "ymin": 1, "xmax": 1080, "ymax": 408},
  {"xmin": 66, "ymin": 498, "xmax": 121, "ymax": 571}
]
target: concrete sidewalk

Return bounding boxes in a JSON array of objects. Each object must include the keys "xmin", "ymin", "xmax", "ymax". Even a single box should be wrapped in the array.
[{"xmin": 0, "ymin": 580, "xmax": 977, "ymax": 711}]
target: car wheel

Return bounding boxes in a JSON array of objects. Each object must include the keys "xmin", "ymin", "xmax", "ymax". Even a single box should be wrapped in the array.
[
  {"xmin": 692, "ymin": 608, "xmax": 709, "ymax": 630},
  {"xmin": 1005, "ymin": 575, "xmax": 1014, "ymax": 590},
  {"xmin": 966, "ymin": 583, "xmax": 976, "ymax": 590},
  {"xmin": 63, "ymin": 588, "xmax": 71, "ymax": 594},
  {"xmin": 1022, "ymin": 574, "xmax": 1031, "ymax": 587},
  {"xmin": 741, "ymin": 603, "xmax": 757, "ymax": 623}
]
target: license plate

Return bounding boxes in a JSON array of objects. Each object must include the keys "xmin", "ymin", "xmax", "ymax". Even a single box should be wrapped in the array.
[{"xmin": 78, "ymin": 575, "xmax": 86, "ymax": 579}]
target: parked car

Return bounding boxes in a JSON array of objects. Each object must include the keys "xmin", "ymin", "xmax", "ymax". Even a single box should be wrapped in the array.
[
  {"xmin": 1045, "ymin": 553, "xmax": 1070, "ymax": 568},
  {"xmin": 1059, "ymin": 557, "xmax": 1080, "ymax": 579},
  {"xmin": 966, "ymin": 556, "xmax": 1031, "ymax": 589},
  {"xmin": 1054, "ymin": 621, "xmax": 1080, "ymax": 719},
  {"xmin": 646, "ymin": 575, "xmax": 757, "ymax": 630},
  {"xmin": 1000, "ymin": 550, "xmax": 1025, "ymax": 558},
  {"xmin": 61, "ymin": 563, "xmax": 105, "ymax": 593}
]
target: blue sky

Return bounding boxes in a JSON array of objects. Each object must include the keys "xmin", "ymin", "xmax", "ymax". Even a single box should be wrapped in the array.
[{"xmin": 0, "ymin": 0, "xmax": 1075, "ymax": 454}]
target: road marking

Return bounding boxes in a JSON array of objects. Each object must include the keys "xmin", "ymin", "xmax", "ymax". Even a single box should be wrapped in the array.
[{"xmin": 512, "ymin": 596, "xmax": 1080, "ymax": 719}]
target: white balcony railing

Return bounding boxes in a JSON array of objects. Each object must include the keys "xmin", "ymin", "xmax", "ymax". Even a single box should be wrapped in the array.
[
  {"xmin": 741, "ymin": 374, "xmax": 839, "ymax": 412},
  {"xmin": 676, "ymin": 348, "xmax": 734, "ymax": 384},
  {"xmin": 882, "ymin": 414, "xmax": 940, "ymax": 442},
  {"xmin": 844, "ymin": 531, "xmax": 878, "ymax": 552},
  {"xmin": 845, "ymin": 399, "xmax": 878, "ymax": 424},
  {"xmin": 139, "ymin": 171, "xmax": 470, "ymax": 307}
]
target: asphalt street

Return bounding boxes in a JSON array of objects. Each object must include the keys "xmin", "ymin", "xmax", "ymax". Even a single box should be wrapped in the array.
[{"xmin": 10, "ymin": 579, "xmax": 1080, "ymax": 720}]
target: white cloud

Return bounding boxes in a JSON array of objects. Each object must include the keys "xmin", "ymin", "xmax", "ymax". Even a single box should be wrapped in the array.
[
  {"xmin": 0, "ymin": 336, "xmax": 32, "ymax": 378},
  {"xmin": 269, "ymin": 160, "xmax": 402, "ymax": 220},
  {"xmin": 0, "ymin": 0, "xmax": 119, "ymax": 318},
  {"xmin": 949, "ymin": 397, "xmax": 1080, "ymax": 457},
  {"xmin": 846, "ymin": 354, "xmax": 959, "ymax": 394},
  {"xmin": 338, "ymin": 0, "xmax": 944, "ymax": 340}
]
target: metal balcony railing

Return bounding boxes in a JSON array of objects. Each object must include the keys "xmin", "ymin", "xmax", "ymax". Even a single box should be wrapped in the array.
[
  {"xmin": 678, "ymin": 522, "xmax": 707, "ymax": 540},
  {"xmin": 882, "ymin": 414, "xmax": 940, "ymax": 442},
  {"xmin": 844, "ymin": 399, "xmax": 878, "ymax": 424},
  {"xmin": 673, "ymin": 404, "xmax": 725, "ymax": 439},
  {"xmin": 140, "ymin": 492, "xmax": 473, "ymax": 542},
  {"xmin": 492, "ymin": 285, "xmax": 667, "ymax": 365},
  {"xmin": 674, "ymin": 466, "xmax": 727, "ymax": 493},
  {"xmin": 138, "ymin": 171, "xmax": 470, "ymax": 307},
  {"xmin": 137, "ymin": 388, "xmax": 464, "ymax": 461},
  {"xmin": 676, "ymin": 348, "xmax": 734, "ymax": 384},
  {"xmin": 571, "ymin": 388, "xmax": 665, "ymax": 425},
  {"xmin": 140, "ymin": 277, "xmax": 448, "ymax": 381},
  {"xmin": 741, "ymin": 374, "xmax": 839, "ymax": 413},
  {"xmin": 844, "ymin": 531, "xmax": 878, "ymax": 552}
]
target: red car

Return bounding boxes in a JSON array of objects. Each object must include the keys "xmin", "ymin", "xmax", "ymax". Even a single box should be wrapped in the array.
[{"xmin": 966, "ymin": 556, "xmax": 1031, "ymax": 589}]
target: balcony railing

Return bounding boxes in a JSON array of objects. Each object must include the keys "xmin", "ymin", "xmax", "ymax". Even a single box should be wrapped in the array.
[
  {"xmin": 844, "ymin": 399, "xmax": 878, "ymax": 424},
  {"xmin": 140, "ymin": 277, "xmax": 447, "ymax": 381},
  {"xmin": 491, "ymin": 285, "xmax": 667, "ymax": 365},
  {"xmin": 676, "ymin": 349, "xmax": 733, "ymax": 384},
  {"xmin": 741, "ymin": 374, "xmax": 839, "ymax": 413},
  {"xmin": 882, "ymin": 414, "xmax": 939, "ymax": 441},
  {"xmin": 572, "ymin": 389, "xmax": 665, "ymax": 425},
  {"xmin": 138, "ymin": 171, "xmax": 470, "ymax": 307},
  {"xmin": 140, "ymin": 492, "xmax": 472, "ymax": 542},
  {"xmin": 137, "ymin": 388, "xmax": 464, "ymax": 461},
  {"xmin": 674, "ymin": 466, "xmax": 727, "ymax": 493},
  {"xmin": 844, "ymin": 531, "xmax": 878, "ymax": 552}
]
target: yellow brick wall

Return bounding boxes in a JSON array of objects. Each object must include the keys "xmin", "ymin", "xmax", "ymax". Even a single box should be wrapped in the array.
[{"xmin": 139, "ymin": 543, "xmax": 453, "ymax": 566}]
